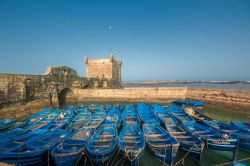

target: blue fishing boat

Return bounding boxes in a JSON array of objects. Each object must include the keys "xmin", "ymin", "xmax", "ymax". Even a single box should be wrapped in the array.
[
  {"xmin": 88, "ymin": 104, "xmax": 101, "ymax": 112},
  {"xmin": 167, "ymin": 104, "xmax": 195, "ymax": 123},
  {"xmin": 103, "ymin": 104, "xmax": 113, "ymax": 112},
  {"xmin": 67, "ymin": 110, "xmax": 91, "ymax": 131},
  {"xmin": 105, "ymin": 108, "xmax": 122, "ymax": 128},
  {"xmin": 203, "ymin": 120, "xmax": 250, "ymax": 151},
  {"xmin": 23, "ymin": 110, "xmax": 60, "ymax": 130},
  {"xmin": 84, "ymin": 109, "xmax": 106, "ymax": 130},
  {"xmin": 138, "ymin": 103, "xmax": 160, "ymax": 124},
  {"xmin": 0, "ymin": 119, "xmax": 16, "ymax": 131},
  {"xmin": 143, "ymin": 123, "xmax": 179, "ymax": 165},
  {"xmin": 184, "ymin": 108, "xmax": 212, "ymax": 122},
  {"xmin": 165, "ymin": 124, "xmax": 205, "ymax": 160},
  {"xmin": 51, "ymin": 128, "xmax": 94, "ymax": 166},
  {"xmin": 23, "ymin": 109, "xmax": 52, "ymax": 123},
  {"xmin": 152, "ymin": 104, "xmax": 178, "ymax": 125},
  {"xmin": 0, "ymin": 129, "xmax": 69, "ymax": 165},
  {"xmin": 174, "ymin": 100, "xmax": 205, "ymax": 107},
  {"xmin": 87, "ymin": 124, "xmax": 117, "ymax": 165},
  {"xmin": 182, "ymin": 122, "xmax": 238, "ymax": 158},
  {"xmin": 118, "ymin": 125, "xmax": 145, "ymax": 166},
  {"xmin": 231, "ymin": 121, "xmax": 250, "ymax": 132},
  {"xmin": 0, "ymin": 128, "xmax": 28, "ymax": 144},
  {"xmin": 121, "ymin": 106, "xmax": 139, "ymax": 126}
]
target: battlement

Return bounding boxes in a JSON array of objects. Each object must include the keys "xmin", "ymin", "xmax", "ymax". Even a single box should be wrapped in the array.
[{"xmin": 85, "ymin": 54, "xmax": 122, "ymax": 86}]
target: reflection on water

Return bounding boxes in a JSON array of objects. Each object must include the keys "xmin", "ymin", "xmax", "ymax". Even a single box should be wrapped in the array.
[{"xmin": 203, "ymin": 107, "xmax": 250, "ymax": 123}]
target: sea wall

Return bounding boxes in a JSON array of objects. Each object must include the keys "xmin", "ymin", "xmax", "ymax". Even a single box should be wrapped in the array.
[
  {"xmin": 0, "ymin": 99, "xmax": 51, "ymax": 119},
  {"xmin": 1, "ymin": 87, "xmax": 250, "ymax": 119},
  {"xmin": 74, "ymin": 87, "xmax": 250, "ymax": 114},
  {"xmin": 187, "ymin": 88, "xmax": 250, "ymax": 113},
  {"xmin": 74, "ymin": 87, "xmax": 188, "ymax": 103}
]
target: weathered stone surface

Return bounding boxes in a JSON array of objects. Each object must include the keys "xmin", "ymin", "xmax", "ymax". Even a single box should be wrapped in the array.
[
  {"xmin": 85, "ymin": 55, "xmax": 122, "ymax": 88},
  {"xmin": 74, "ymin": 87, "xmax": 188, "ymax": 103},
  {"xmin": 187, "ymin": 88, "xmax": 250, "ymax": 114}
]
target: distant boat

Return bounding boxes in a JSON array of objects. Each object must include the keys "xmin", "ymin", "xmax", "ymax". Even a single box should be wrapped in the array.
[
  {"xmin": 165, "ymin": 123, "xmax": 205, "ymax": 160},
  {"xmin": 143, "ymin": 123, "xmax": 179, "ymax": 165},
  {"xmin": 51, "ymin": 127, "xmax": 94, "ymax": 166},
  {"xmin": 182, "ymin": 122, "xmax": 238, "ymax": 158},
  {"xmin": 174, "ymin": 100, "xmax": 205, "ymax": 107},
  {"xmin": 118, "ymin": 125, "xmax": 145, "ymax": 165},
  {"xmin": 167, "ymin": 104, "xmax": 195, "ymax": 123},
  {"xmin": 138, "ymin": 103, "xmax": 160, "ymax": 124},
  {"xmin": 87, "ymin": 124, "xmax": 117, "ymax": 165},
  {"xmin": 105, "ymin": 108, "xmax": 122, "ymax": 128},
  {"xmin": 203, "ymin": 120, "xmax": 250, "ymax": 151}
]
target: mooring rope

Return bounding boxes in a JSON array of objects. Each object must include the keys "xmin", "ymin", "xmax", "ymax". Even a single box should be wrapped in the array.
[
  {"xmin": 214, "ymin": 157, "xmax": 250, "ymax": 166},
  {"xmin": 85, "ymin": 151, "xmax": 95, "ymax": 166},
  {"xmin": 173, "ymin": 143, "xmax": 196, "ymax": 166}
]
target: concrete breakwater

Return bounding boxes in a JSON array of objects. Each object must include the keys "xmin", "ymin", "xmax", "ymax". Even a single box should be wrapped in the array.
[{"xmin": 0, "ymin": 87, "xmax": 250, "ymax": 118}]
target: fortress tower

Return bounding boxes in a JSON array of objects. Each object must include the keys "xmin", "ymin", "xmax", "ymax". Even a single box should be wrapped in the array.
[{"xmin": 84, "ymin": 53, "xmax": 122, "ymax": 87}]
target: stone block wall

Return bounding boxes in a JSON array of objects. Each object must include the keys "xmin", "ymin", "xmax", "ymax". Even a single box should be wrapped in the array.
[
  {"xmin": 187, "ymin": 88, "xmax": 250, "ymax": 113},
  {"xmin": 74, "ymin": 87, "xmax": 187, "ymax": 103}
]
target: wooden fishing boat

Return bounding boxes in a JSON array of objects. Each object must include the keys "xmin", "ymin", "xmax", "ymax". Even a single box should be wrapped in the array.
[
  {"xmin": 174, "ymin": 100, "xmax": 205, "ymax": 107},
  {"xmin": 87, "ymin": 124, "xmax": 118, "ymax": 165},
  {"xmin": 105, "ymin": 108, "xmax": 122, "ymax": 128},
  {"xmin": 231, "ymin": 121, "xmax": 250, "ymax": 132},
  {"xmin": 203, "ymin": 120, "xmax": 250, "ymax": 151},
  {"xmin": 185, "ymin": 108, "xmax": 212, "ymax": 122},
  {"xmin": 182, "ymin": 122, "xmax": 238, "ymax": 158},
  {"xmin": 118, "ymin": 125, "xmax": 145, "ymax": 166},
  {"xmin": 51, "ymin": 128, "xmax": 94, "ymax": 166},
  {"xmin": 67, "ymin": 110, "xmax": 91, "ymax": 131},
  {"xmin": 0, "ymin": 129, "xmax": 69, "ymax": 165},
  {"xmin": 143, "ymin": 123, "xmax": 179, "ymax": 165},
  {"xmin": 165, "ymin": 124, "xmax": 205, "ymax": 160},
  {"xmin": 121, "ymin": 106, "xmax": 139, "ymax": 126},
  {"xmin": 84, "ymin": 109, "xmax": 106, "ymax": 130},
  {"xmin": 0, "ymin": 128, "xmax": 28, "ymax": 144},
  {"xmin": 23, "ymin": 110, "xmax": 60, "ymax": 130},
  {"xmin": 152, "ymin": 104, "xmax": 178, "ymax": 125},
  {"xmin": 167, "ymin": 104, "xmax": 195, "ymax": 123},
  {"xmin": 138, "ymin": 103, "xmax": 160, "ymax": 124},
  {"xmin": 0, "ymin": 119, "xmax": 17, "ymax": 131},
  {"xmin": 23, "ymin": 109, "xmax": 52, "ymax": 123}
]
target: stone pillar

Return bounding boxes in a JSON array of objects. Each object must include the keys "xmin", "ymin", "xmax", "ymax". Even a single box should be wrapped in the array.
[
  {"xmin": 103, "ymin": 81, "xmax": 108, "ymax": 88},
  {"xmin": 49, "ymin": 84, "xmax": 59, "ymax": 108}
]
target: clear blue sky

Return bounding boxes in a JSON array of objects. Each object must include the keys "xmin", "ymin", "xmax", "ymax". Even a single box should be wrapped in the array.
[{"xmin": 0, "ymin": 0, "xmax": 249, "ymax": 81}]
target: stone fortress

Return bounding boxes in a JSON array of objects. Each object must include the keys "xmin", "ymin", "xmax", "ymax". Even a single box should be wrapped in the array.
[
  {"xmin": 0, "ymin": 54, "xmax": 122, "ymax": 117},
  {"xmin": 0, "ymin": 53, "xmax": 250, "ymax": 118}
]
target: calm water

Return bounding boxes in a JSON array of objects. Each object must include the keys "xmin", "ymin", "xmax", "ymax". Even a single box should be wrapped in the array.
[{"xmin": 124, "ymin": 83, "xmax": 250, "ymax": 90}]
